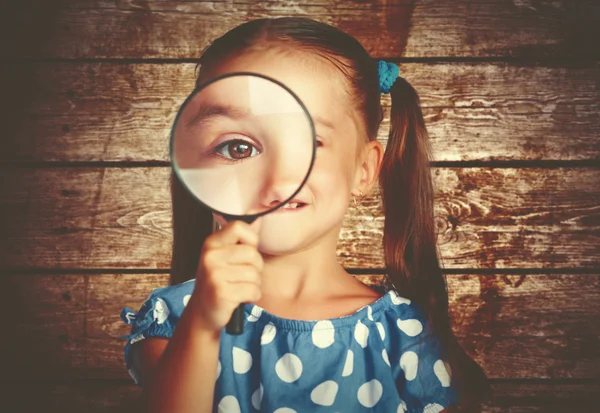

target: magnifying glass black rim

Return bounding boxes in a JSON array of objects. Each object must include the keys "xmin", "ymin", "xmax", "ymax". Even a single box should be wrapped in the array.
[{"xmin": 169, "ymin": 71, "xmax": 317, "ymax": 222}]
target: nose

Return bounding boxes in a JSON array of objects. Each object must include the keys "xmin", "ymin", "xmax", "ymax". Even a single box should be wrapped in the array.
[{"xmin": 258, "ymin": 154, "xmax": 303, "ymax": 209}]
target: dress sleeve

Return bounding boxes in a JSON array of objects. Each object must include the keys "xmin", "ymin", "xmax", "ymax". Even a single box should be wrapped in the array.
[
  {"xmin": 389, "ymin": 293, "xmax": 459, "ymax": 413},
  {"xmin": 119, "ymin": 281, "xmax": 195, "ymax": 387}
]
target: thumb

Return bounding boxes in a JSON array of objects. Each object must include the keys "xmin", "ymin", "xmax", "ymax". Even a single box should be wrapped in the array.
[{"xmin": 249, "ymin": 216, "xmax": 262, "ymax": 235}]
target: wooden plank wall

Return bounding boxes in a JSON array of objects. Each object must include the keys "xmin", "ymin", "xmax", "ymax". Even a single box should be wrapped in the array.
[{"xmin": 1, "ymin": 0, "xmax": 598, "ymax": 411}]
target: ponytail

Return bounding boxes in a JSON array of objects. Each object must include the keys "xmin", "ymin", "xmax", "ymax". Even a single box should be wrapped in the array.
[
  {"xmin": 381, "ymin": 77, "xmax": 491, "ymax": 411},
  {"xmin": 167, "ymin": 16, "xmax": 490, "ymax": 410}
]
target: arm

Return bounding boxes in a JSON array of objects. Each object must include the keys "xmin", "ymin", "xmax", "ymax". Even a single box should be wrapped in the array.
[
  {"xmin": 137, "ymin": 291, "xmax": 221, "ymax": 413},
  {"xmin": 122, "ymin": 221, "xmax": 262, "ymax": 412}
]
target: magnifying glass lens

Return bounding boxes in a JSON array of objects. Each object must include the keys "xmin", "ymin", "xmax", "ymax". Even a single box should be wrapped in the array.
[
  {"xmin": 170, "ymin": 73, "xmax": 316, "ymax": 335},
  {"xmin": 171, "ymin": 74, "xmax": 315, "ymax": 219}
]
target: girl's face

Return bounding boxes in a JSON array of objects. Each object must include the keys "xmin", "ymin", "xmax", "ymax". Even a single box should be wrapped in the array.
[{"xmin": 209, "ymin": 50, "xmax": 376, "ymax": 255}]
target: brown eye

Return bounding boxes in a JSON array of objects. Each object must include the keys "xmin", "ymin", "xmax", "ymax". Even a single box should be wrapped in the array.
[
  {"xmin": 228, "ymin": 141, "xmax": 252, "ymax": 158},
  {"xmin": 215, "ymin": 139, "xmax": 260, "ymax": 160}
]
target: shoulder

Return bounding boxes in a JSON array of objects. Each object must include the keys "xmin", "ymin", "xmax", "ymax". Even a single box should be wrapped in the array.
[
  {"xmin": 373, "ymin": 289, "xmax": 445, "ymax": 356},
  {"xmin": 377, "ymin": 289, "xmax": 428, "ymax": 326},
  {"xmin": 119, "ymin": 279, "xmax": 196, "ymax": 386},
  {"xmin": 120, "ymin": 279, "xmax": 196, "ymax": 326},
  {"xmin": 146, "ymin": 278, "xmax": 196, "ymax": 305},
  {"xmin": 119, "ymin": 279, "xmax": 197, "ymax": 349}
]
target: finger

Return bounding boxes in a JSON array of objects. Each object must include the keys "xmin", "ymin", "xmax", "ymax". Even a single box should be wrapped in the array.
[
  {"xmin": 204, "ymin": 249, "xmax": 263, "ymax": 276},
  {"xmin": 248, "ymin": 217, "xmax": 261, "ymax": 235},
  {"xmin": 216, "ymin": 264, "xmax": 262, "ymax": 287},
  {"xmin": 207, "ymin": 220, "xmax": 259, "ymax": 248},
  {"xmin": 213, "ymin": 245, "xmax": 263, "ymax": 270},
  {"xmin": 214, "ymin": 215, "xmax": 262, "ymax": 235}
]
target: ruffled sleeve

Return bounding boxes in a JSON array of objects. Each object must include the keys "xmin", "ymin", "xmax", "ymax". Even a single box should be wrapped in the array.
[
  {"xmin": 385, "ymin": 290, "xmax": 459, "ymax": 413},
  {"xmin": 119, "ymin": 279, "xmax": 196, "ymax": 387}
]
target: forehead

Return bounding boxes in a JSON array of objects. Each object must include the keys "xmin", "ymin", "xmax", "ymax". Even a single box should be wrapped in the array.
[{"xmin": 204, "ymin": 51, "xmax": 356, "ymax": 135}]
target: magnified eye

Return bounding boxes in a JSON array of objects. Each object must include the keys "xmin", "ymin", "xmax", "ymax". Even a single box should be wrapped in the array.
[{"xmin": 214, "ymin": 138, "xmax": 261, "ymax": 160}]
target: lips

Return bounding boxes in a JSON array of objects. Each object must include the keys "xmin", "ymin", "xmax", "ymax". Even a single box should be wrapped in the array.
[{"xmin": 278, "ymin": 199, "xmax": 307, "ymax": 210}]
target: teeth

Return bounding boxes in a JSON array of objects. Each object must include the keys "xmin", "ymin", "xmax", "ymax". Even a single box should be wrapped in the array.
[{"xmin": 283, "ymin": 202, "xmax": 300, "ymax": 209}]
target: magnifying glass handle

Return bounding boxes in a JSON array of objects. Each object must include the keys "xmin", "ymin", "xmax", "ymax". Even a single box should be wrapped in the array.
[
  {"xmin": 222, "ymin": 213, "xmax": 257, "ymax": 335},
  {"xmin": 226, "ymin": 304, "xmax": 245, "ymax": 335}
]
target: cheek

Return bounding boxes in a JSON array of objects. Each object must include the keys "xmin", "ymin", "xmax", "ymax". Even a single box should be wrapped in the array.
[{"xmin": 307, "ymin": 155, "xmax": 354, "ymax": 198}]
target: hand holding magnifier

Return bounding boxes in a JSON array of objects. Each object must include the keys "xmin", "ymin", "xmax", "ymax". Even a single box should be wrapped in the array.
[{"xmin": 169, "ymin": 73, "xmax": 316, "ymax": 334}]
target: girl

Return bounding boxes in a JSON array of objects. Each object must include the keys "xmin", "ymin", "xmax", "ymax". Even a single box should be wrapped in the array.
[{"xmin": 120, "ymin": 17, "xmax": 489, "ymax": 413}]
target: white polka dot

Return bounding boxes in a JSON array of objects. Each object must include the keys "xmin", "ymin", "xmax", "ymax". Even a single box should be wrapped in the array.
[
  {"xmin": 273, "ymin": 409, "xmax": 296, "ymax": 413},
  {"xmin": 275, "ymin": 353, "xmax": 303, "ymax": 383},
  {"xmin": 251, "ymin": 383, "xmax": 263, "ymax": 410},
  {"xmin": 400, "ymin": 351, "xmax": 418, "ymax": 381},
  {"xmin": 376, "ymin": 322, "xmax": 385, "ymax": 341},
  {"xmin": 342, "ymin": 349, "xmax": 354, "ymax": 376},
  {"xmin": 397, "ymin": 318, "xmax": 423, "ymax": 337},
  {"xmin": 434, "ymin": 359, "xmax": 451, "ymax": 387},
  {"xmin": 390, "ymin": 291, "xmax": 411, "ymax": 305},
  {"xmin": 354, "ymin": 320, "xmax": 369, "ymax": 348},
  {"xmin": 183, "ymin": 294, "xmax": 191, "ymax": 307},
  {"xmin": 397, "ymin": 401, "xmax": 407, "ymax": 413},
  {"xmin": 423, "ymin": 403, "xmax": 445, "ymax": 413},
  {"xmin": 247, "ymin": 305, "xmax": 263, "ymax": 322},
  {"xmin": 232, "ymin": 347, "xmax": 252, "ymax": 374},
  {"xmin": 153, "ymin": 298, "xmax": 170, "ymax": 324},
  {"xmin": 367, "ymin": 305, "xmax": 373, "ymax": 321},
  {"xmin": 357, "ymin": 379, "xmax": 383, "ymax": 408},
  {"xmin": 217, "ymin": 395, "xmax": 241, "ymax": 413},
  {"xmin": 382, "ymin": 349, "xmax": 390, "ymax": 366},
  {"xmin": 216, "ymin": 360, "xmax": 221, "ymax": 380},
  {"xmin": 312, "ymin": 320, "xmax": 335, "ymax": 348},
  {"xmin": 261, "ymin": 322, "xmax": 276, "ymax": 345},
  {"xmin": 310, "ymin": 380, "xmax": 338, "ymax": 406}
]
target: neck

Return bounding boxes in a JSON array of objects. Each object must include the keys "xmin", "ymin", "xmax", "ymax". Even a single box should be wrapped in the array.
[{"xmin": 259, "ymin": 226, "xmax": 351, "ymax": 302}]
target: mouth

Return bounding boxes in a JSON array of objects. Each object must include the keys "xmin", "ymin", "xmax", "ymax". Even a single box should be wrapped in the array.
[{"xmin": 276, "ymin": 200, "xmax": 307, "ymax": 212}]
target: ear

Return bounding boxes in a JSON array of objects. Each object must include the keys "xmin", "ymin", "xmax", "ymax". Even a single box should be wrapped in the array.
[{"xmin": 352, "ymin": 139, "xmax": 384, "ymax": 197}]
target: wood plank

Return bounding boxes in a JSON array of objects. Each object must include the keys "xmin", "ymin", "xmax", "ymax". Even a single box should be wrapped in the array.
[
  {"xmin": 1, "ymin": 0, "xmax": 597, "ymax": 59},
  {"xmin": 1, "ymin": 381, "xmax": 141, "ymax": 413},
  {"xmin": 100, "ymin": 273, "xmax": 600, "ymax": 339},
  {"xmin": 2, "ymin": 167, "xmax": 598, "ymax": 269},
  {"xmin": 0, "ymin": 274, "xmax": 87, "ymax": 378},
  {"xmin": 1, "ymin": 380, "xmax": 599, "ymax": 413},
  {"xmin": 2, "ymin": 273, "xmax": 598, "ymax": 380},
  {"xmin": 2, "ymin": 62, "xmax": 598, "ymax": 162}
]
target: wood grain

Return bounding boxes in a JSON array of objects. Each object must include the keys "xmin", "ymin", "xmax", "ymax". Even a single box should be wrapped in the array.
[
  {"xmin": 1, "ymin": 167, "xmax": 597, "ymax": 269},
  {"xmin": 2, "ymin": 62, "xmax": 598, "ymax": 162},
  {"xmin": 1, "ymin": 0, "xmax": 597, "ymax": 59},
  {"xmin": 2, "ymin": 272, "xmax": 598, "ymax": 380},
  {"xmin": 0, "ymin": 0, "xmax": 596, "ymax": 409}
]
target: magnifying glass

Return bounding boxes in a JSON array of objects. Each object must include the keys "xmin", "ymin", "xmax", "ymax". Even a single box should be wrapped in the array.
[{"xmin": 169, "ymin": 72, "xmax": 316, "ymax": 335}]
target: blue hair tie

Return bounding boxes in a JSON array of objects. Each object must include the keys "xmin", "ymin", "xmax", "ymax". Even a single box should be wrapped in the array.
[{"xmin": 377, "ymin": 60, "xmax": 400, "ymax": 94}]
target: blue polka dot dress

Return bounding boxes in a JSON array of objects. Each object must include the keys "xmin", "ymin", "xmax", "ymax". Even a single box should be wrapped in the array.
[{"xmin": 120, "ymin": 280, "xmax": 458, "ymax": 412}]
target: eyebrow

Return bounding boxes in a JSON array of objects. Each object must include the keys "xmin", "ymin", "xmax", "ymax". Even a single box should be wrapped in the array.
[
  {"xmin": 187, "ymin": 102, "xmax": 336, "ymax": 133},
  {"xmin": 312, "ymin": 115, "xmax": 336, "ymax": 132},
  {"xmin": 187, "ymin": 104, "xmax": 250, "ymax": 129}
]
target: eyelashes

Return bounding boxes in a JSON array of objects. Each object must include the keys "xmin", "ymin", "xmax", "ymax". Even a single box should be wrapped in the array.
[
  {"xmin": 206, "ymin": 134, "xmax": 323, "ymax": 165},
  {"xmin": 211, "ymin": 136, "xmax": 262, "ymax": 162}
]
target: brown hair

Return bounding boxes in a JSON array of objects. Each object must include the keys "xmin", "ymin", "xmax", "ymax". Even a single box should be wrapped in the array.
[{"xmin": 169, "ymin": 17, "xmax": 490, "ymax": 410}]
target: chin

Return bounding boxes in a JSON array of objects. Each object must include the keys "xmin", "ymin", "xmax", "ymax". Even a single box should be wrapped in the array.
[
  {"xmin": 256, "ymin": 216, "xmax": 343, "ymax": 256},
  {"xmin": 257, "ymin": 224, "xmax": 309, "ymax": 255},
  {"xmin": 258, "ymin": 241, "xmax": 301, "ymax": 256}
]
